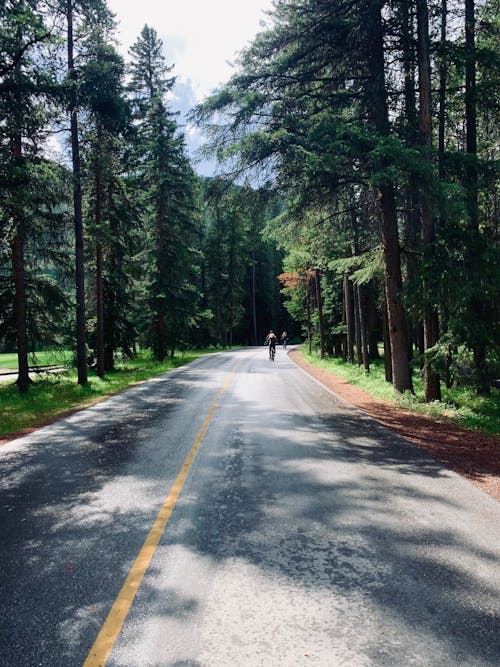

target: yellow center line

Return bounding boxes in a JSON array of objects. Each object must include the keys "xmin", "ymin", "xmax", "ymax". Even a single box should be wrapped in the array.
[{"xmin": 83, "ymin": 367, "xmax": 237, "ymax": 667}]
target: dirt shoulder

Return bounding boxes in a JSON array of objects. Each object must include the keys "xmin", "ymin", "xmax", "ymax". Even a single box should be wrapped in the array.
[{"xmin": 289, "ymin": 349, "xmax": 500, "ymax": 501}]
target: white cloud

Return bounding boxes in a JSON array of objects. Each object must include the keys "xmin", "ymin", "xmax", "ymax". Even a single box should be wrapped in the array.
[
  {"xmin": 108, "ymin": 0, "xmax": 274, "ymax": 100},
  {"xmin": 42, "ymin": 133, "xmax": 66, "ymax": 162},
  {"xmin": 107, "ymin": 1, "xmax": 274, "ymax": 176}
]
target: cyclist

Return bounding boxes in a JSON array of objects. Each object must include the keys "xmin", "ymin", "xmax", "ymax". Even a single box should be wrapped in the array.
[
  {"xmin": 264, "ymin": 330, "xmax": 278, "ymax": 360},
  {"xmin": 281, "ymin": 331, "xmax": 288, "ymax": 349}
]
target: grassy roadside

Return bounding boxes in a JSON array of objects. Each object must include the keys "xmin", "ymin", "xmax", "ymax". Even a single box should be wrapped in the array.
[
  {"xmin": 300, "ymin": 349, "xmax": 500, "ymax": 437},
  {"xmin": 0, "ymin": 350, "xmax": 73, "ymax": 370},
  {"xmin": 0, "ymin": 348, "xmax": 224, "ymax": 438}
]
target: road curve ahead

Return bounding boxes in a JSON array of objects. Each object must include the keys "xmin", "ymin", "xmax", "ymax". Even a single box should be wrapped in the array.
[{"xmin": 0, "ymin": 347, "xmax": 499, "ymax": 666}]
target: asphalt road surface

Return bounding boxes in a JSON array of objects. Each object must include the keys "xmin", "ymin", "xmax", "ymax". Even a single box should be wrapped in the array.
[{"xmin": 0, "ymin": 347, "xmax": 499, "ymax": 667}]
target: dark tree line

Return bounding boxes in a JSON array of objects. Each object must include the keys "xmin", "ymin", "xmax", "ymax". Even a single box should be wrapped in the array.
[
  {"xmin": 0, "ymin": 2, "xmax": 290, "ymax": 392},
  {"xmin": 194, "ymin": 0, "xmax": 499, "ymax": 397}
]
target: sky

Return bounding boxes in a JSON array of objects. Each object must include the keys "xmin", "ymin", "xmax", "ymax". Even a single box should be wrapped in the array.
[{"xmin": 107, "ymin": 0, "xmax": 275, "ymax": 173}]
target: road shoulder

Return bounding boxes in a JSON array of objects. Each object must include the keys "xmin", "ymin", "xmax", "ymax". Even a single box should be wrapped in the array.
[{"xmin": 288, "ymin": 349, "xmax": 500, "ymax": 501}]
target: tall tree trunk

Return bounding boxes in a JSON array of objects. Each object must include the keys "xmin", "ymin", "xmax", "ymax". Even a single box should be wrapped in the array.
[
  {"xmin": 306, "ymin": 281, "xmax": 312, "ymax": 355},
  {"xmin": 353, "ymin": 283, "xmax": 362, "ymax": 366},
  {"xmin": 314, "ymin": 268, "xmax": 326, "ymax": 358},
  {"xmin": 417, "ymin": 0, "xmax": 441, "ymax": 402},
  {"xmin": 437, "ymin": 0, "xmax": 453, "ymax": 383},
  {"xmin": 12, "ymin": 232, "xmax": 30, "ymax": 394},
  {"xmin": 349, "ymin": 190, "xmax": 364, "ymax": 368},
  {"xmin": 343, "ymin": 273, "xmax": 354, "ymax": 363},
  {"xmin": 465, "ymin": 0, "xmax": 478, "ymax": 230},
  {"xmin": 401, "ymin": 0, "xmax": 420, "ymax": 364},
  {"xmin": 438, "ymin": 0, "xmax": 448, "ymax": 169},
  {"xmin": 464, "ymin": 0, "xmax": 488, "ymax": 393},
  {"xmin": 366, "ymin": 282, "xmax": 380, "ymax": 360},
  {"xmin": 251, "ymin": 255, "xmax": 257, "ymax": 345},
  {"xmin": 382, "ymin": 285, "xmax": 393, "ymax": 383},
  {"xmin": 341, "ymin": 278, "xmax": 347, "ymax": 361},
  {"xmin": 380, "ymin": 191, "xmax": 413, "ymax": 393},
  {"xmin": 366, "ymin": 0, "xmax": 413, "ymax": 393},
  {"xmin": 357, "ymin": 284, "xmax": 370, "ymax": 373},
  {"xmin": 155, "ymin": 190, "xmax": 167, "ymax": 361},
  {"xmin": 67, "ymin": 0, "xmax": 87, "ymax": 385},
  {"xmin": 9, "ymin": 119, "xmax": 30, "ymax": 393},
  {"xmin": 95, "ymin": 122, "xmax": 105, "ymax": 378},
  {"xmin": 104, "ymin": 181, "xmax": 115, "ymax": 372}
]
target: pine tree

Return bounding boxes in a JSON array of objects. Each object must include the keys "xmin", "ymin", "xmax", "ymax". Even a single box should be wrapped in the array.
[
  {"xmin": 0, "ymin": 1, "xmax": 65, "ymax": 392},
  {"xmin": 58, "ymin": 0, "xmax": 113, "ymax": 384},
  {"xmin": 128, "ymin": 26, "xmax": 199, "ymax": 360},
  {"xmin": 193, "ymin": 0, "xmax": 415, "ymax": 392},
  {"xmin": 80, "ymin": 31, "xmax": 131, "ymax": 376},
  {"xmin": 416, "ymin": 0, "xmax": 441, "ymax": 401}
]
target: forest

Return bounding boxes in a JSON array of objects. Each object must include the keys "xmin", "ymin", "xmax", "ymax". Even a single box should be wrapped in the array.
[
  {"xmin": 0, "ymin": 0, "xmax": 499, "ymax": 402},
  {"xmin": 0, "ymin": 1, "xmax": 291, "ymax": 395}
]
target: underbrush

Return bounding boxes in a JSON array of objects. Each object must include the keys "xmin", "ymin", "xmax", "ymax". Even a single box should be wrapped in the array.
[
  {"xmin": 0, "ymin": 348, "xmax": 220, "ymax": 436},
  {"xmin": 301, "ymin": 350, "xmax": 500, "ymax": 437}
]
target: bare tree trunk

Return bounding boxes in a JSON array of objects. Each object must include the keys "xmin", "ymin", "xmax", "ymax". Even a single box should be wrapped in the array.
[
  {"xmin": 382, "ymin": 285, "xmax": 393, "ymax": 384},
  {"xmin": 8, "ymin": 116, "xmax": 30, "ymax": 393},
  {"xmin": 349, "ymin": 195, "xmax": 364, "ymax": 368},
  {"xmin": 357, "ymin": 284, "xmax": 370, "ymax": 373},
  {"xmin": 400, "ymin": 0, "xmax": 420, "ymax": 365},
  {"xmin": 417, "ymin": 0, "xmax": 441, "ymax": 402},
  {"xmin": 380, "ymin": 189, "xmax": 413, "ymax": 393},
  {"xmin": 251, "ymin": 256, "xmax": 257, "ymax": 345},
  {"xmin": 95, "ymin": 122, "xmax": 105, "ymax": 378},
  {"xmin": 341, "ymin": 278, "xmax": 347, "ymax": 361},
  {"xmin": 306, "ymin": 283, "xmax": 312, "ymax": 355},
  {"xmin": 438, "ymin": 0, "xmax": 448, "ymax": 167},
  {"xmin": 104, "ymin": 181, "xmax": 115, "ymax": 371},
  {"xmin": 67, "ymin": 0, "xmax": 87, "ymax": 385},
  {"xmin": 464, "ymin": 0, "xmax": 488, "ymax": 393},
  {"xmin": 465, "ymin": 0, "xmax": 478, "ymax": 230},
  {"xmin": 400, "ymin": 0, "xmax": 421, "ymax": 372},
  {"xmin": 353, "ymin": 283, "xmax": 362, "ymax": 366},
  {"xmin": 343, "ymin": 273, "xmax": 354, "ymax": 363},
  {"xmin": 155, "ymin": 188, "xmax": 167, "ymax": 361},
  {"xmin": 366, "ymin": 0, "xmax": 413, "ymax": 393},
  {"xmin": 366, "ymin": 282, "xmax": 380, "ymax": 360},
  {"xmin": 12, "ymin": 232, "xmax": 30, "ymax": 393},
  {"xmin": 314, "ymin": 268, "xmax": 326, "ymax": 358}
]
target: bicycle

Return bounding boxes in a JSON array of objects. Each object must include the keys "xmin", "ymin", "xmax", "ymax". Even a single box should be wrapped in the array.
[{"xmin": 270, "ymin": 345, "xmax": 276, "ymax": 361}]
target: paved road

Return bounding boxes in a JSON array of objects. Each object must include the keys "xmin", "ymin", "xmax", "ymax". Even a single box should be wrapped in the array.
[{"xmin": 0, "ymin": 347, "xmax": 499, "ymax": 666}]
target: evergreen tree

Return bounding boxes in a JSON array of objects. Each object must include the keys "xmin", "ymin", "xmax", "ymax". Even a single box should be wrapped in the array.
[
  {"xmin": 194, "ymin": 0, "xmax": 499, "ymax": 396},
  {"xmin": 128, "ymin": 26, "xmax": 199, "ymax": 360},
  {"xmin": 194, "ymin": 0, "xmax": 414, "ymax": 392},
  {"xmin": 58, "ymin": 0, "xmax": 113, "ymax": 384},
  {"xmin": 80, "ymin": 30, "xmax": 132, "ymax": 375},
  {"xmin": 0, "ymin": 1, "xmax": 67, "ymax": 392},
  {"xmin": 202, "ymin": 179, "xmax": 250, "ymax": 346}
]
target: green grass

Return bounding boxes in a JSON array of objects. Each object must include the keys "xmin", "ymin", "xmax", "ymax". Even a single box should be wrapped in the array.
[
  {"xmin": 0, "ymin": 348, "xmax": 224, "ymax": 437},
  {"xmin": 0, "ymin": 349, "xmax": 73, "ymax": 370},
  {"xmin": 301, "ymin": 349, "xmax": 500, "ymax": 437},
  {"xmin": 0, "ymin": 353, "xmax": 19, "ymax": 370}
]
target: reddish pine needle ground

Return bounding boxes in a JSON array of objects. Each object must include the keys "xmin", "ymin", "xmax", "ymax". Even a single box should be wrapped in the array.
[{"xmin": 289, "ymin": 349, "xmax": 500, "ymax": 501}]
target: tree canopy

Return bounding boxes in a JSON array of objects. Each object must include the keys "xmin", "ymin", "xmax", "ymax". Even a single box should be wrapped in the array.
[{"xmin": 0, "ymin": 0, "xmax": 498, "ymax": 400}]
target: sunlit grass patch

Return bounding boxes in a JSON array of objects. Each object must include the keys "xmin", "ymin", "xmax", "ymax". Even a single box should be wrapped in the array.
[
  {"xmin": 301, "ymin": 351, "xmax": 397, "ymax": 402},
  {"xmin": 0, "ymin": 347, "xmax": 224, "ymax": 437},
  {"xmin": 0, "ymin": 349, "xmax": 73, "ymax": 370}
]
